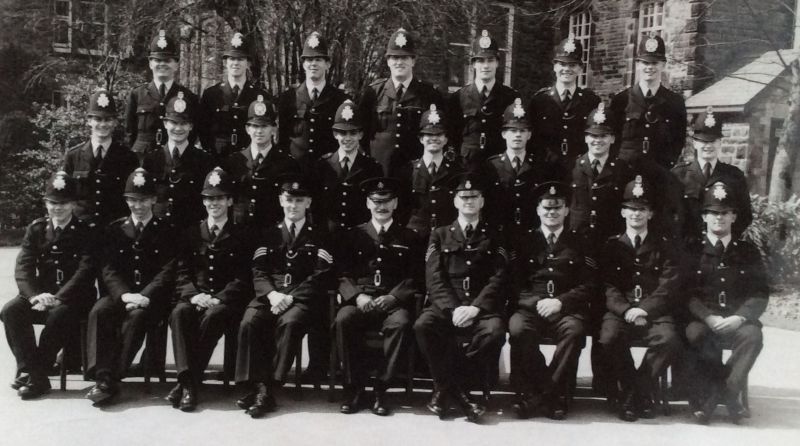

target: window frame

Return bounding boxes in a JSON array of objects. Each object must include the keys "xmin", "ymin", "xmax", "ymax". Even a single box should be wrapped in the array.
[{"xmin": 568, "ymin": 11, "xmax": 592, "ymax": 88}]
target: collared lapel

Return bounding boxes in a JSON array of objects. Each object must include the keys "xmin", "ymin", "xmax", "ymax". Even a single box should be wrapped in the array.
[
  {"xmin": 619, "ymin": 233, "xmax": 635, "ymax": 251},
  {"xmin": 211, "ymin": 221, "xmax": 231, "ymax": 243},
  {"xmin": 449, "ymin": 220, "xmax": 466, "ymax": 244},
  {"xmin": 327, "ymin": 151, "xmax": 344, "ymax": 178},
  {"xmin": 278, "ymin": 221, "xmax": 292, "ymax": 247},
  {"xmin": 596, "ymin": 158, "xmax": 617, "ymax": 182},
  {"xmin": 432, "ymin": 159, "xmax": 452, "ymax": 183},
  {"xmin": 630, "ymin": 84, "xmax": 648, "ymax": 109},
  {"xmin": 255, "ymin": 148, "xmax": 278, "ymax": 174},
  {"xmin": 221, "ymin": 81, "xmax": 235, "ymax": 106},
  {"xmin": 517, "ymin": 153, "xmax": 535, "ymax": 177},
  {"xmin": 164, "ymin": 83, "xmax": 179, "ymax": 103},
  {"xmin": 690, "ymin": 159, "xmax": 710, "ymax": 188},
  {"xmin": 76, "ymin": 141, "xmax": 94, "ymax": 168},
  {"xmin": 200, "ymin": 221, "xmax": 213, "ymax": 243},
  {"xmin": 365, "ymin": 222, "xmax": 380, "ymax": 244},
  {"xmin": 702, "ymin": 237, "xmax": 719, "ymax": 257},
  {"xmin": 533, "ymin": 227, "xmax": 549, "ymax": 263},
  {"xmin": 122, "ymin": 216, "xmax": 137, "ymax": 240},
  {"xmin": 147, "ymin": 82, "xmax": 161, "ymax": 101},
  {"xmin": 315, "ymin": 84, "xmax": 338, "ymax": 107},
  {"xmin": 637, "ymin": 233, "xmax": 656, "ymax": 256},
  {"xmin": 295, "ymin": 83, "xmax": 312, "ymax": 107},
  {"xmin": 399, "ymin": 79, "xmax": 420, "ymax": 104},
  {"xmin": 498, "ymin": 154, "xmax": 515, "ymax": 178},
  {"xmin": 384, "ymin": 79, "xmax": 398, "ymax": 101},
  {"xmin": 346, "ymin": 152, "xmax": 367, "ymax": 181}
]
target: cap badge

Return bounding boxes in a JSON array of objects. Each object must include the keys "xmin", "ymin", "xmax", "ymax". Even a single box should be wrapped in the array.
[
  {"xmin": 308, "ymin": 33, "xmax": 320, "ymax": 49},
  {"xmin": 563, "ymin": 33, "xmax": 576, "ymax": 54},
  {"xmin": 208, "ymin": 171, "xmax": 221, "ymax": 187},
  {"xmin": 704, "ymin": 107, "xmax": 716, "ymax": 128},
  {"xmin": 395, "ymin": 31, "xmax": 407, "ymax": 48},
  {"xmin": 341, "ymin": 105, "xmax": 354, "ymax": 121},
  {"xmin": 512, "ymin": 98, "xmax": 525, "ymax": 119},
  {"xmin": 254, "ymin": 95, "xmax": 267, "ymax": 116},
  {"xmin": 292, "ymin": 182, "xmax": 299, "ymax": 190},
  {"xmin": 173, "ymin": 92, "xmax": 186, "ymax": 113},
  {"xmin": 465, "ymin": 180, "xmax": 472, "ymax": 190},
  {"xmin": 157, "ymin": 30, "xmax": 168, "ymax": 49},
  {"xmin": 479, "ymin": 30, "xmax": 491, "ymax": 49},
  {"xmin": 645, "ymin": 34, "xmax": 659, "ymax": 53},
  {"xmin": 52, "ymin": 175, "xmax": 66, "ymax": 190},
  {"xmin": 133, "ymin": 172, "xmax": 146, "ymax": 187},
  {"xmin": 428, "ymin": 104, "xmax": 441, "ymax": 125},
  {"xmin": 549, "ymin": 186, "xmax": 557, "ymax": 195},
  {"xmin": 96, "ymin": 93, "xmax": 110, "ymax": 108},
  {"xmin": 632, "ymin": 175, "xmax": 644, "ymax": 198},
  {"xmin": 231, "ymin": 33, "xmax": 243, "ymax": 48},
  {"xmin": 593, "ymin": 103, "xmax": 606, "ymax": 124},
  {"xmin": 713, "ymin": 183, "xmax": 727, "ymax": 200}
]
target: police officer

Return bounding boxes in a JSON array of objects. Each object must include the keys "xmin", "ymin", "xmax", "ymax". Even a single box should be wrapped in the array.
[
  {"xmin": 672, "ymin": 107, "xmax": 752, "ymax": 244},
  {"xmin": 142, "ymin": 91, "xmax": 214, "ymax": 229},
  {"xmin": 63, "ymin": 89, "xmax": 139, "ymax": 225},
  {"xmin": 235, "ymin": 174, "xmax": 334, "ymax": 418},
  {"xmin": 166, "ymin": 167, "xmax": 251, "ymax": 412},
  {"xmin": 126, "ymin": 29, "xmax": 198, "ymax": 160},
  {"xmin": 199, "ymin": 32, "xmax": 270, "ymax": 162},
  {"xmin": 86, "ymin": 168, "xmax": 179, "ymax": 405},
  {"xmin": 359, "ymin": 28, "xmax": 443, "ymax": 177},
  {"xmin": 334, "ymin": 177, "xmax": 421, "ymax": 416},
  {"xmin": 684, "ymin": 180, "xmax": 767, "ymax": 425},
  {"xmin": 483, "ymin": 99, "xmax": 564, "ymax": 235},
  {"xmin": 278, "ymin": 32, "xmax": 349, "ymax": 167},
  {"xmin": 529, "ymin": 34, "xmax": 600, "ymax": 170},
  {"xmin": 1, "ymin": 172, "xmax": 97, "ymax": 399},
  {"xmin": 448, "ymin": 30, "xmax": 518, "ymax": 170},
  {"xmin": 226, "ymin": 96, "xmax": 300, "ymax": 227},
  {"xmin": 597, "ymin": 175, "xmax": 683, "ymax": 422},
  {"xmin": 313, "ymin": 99, "xmax": 383, "ymax": 233},
  {"xmin": 399, "ymin": 104, "xmax": 465, "ymax": 239},
  {"xmin": 609, "ymin": 33, "xmax": 686, "ymax": 170},
  {"xmin": 508, "ymin": 182, "xmax": 593, "ymax": 420},
  {"xmin": 414, "ymin": 173, "xmax": 508, "ymax": 423}
]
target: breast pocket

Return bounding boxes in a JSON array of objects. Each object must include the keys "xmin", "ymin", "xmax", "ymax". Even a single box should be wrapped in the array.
[
  {"xmin": 136, "ymin": 105, "xmax": 160, "ymax": 132},
  {"xmin": 376, "ymin": 105, "xmax": 392, "ymax": 132}
]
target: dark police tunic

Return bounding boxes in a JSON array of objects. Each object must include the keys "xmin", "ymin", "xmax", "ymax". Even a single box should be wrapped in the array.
[
  {"xmin": 359, "ymin": 78, "xmax": 443, "ymax": 177},
  {"xmin": 278, "ymin": 83, "xmax": 348, "ymax": 166},
  {"xmin": 529, "ymin": 86, "xmax": 600, "ymax": 170},
  {"xmin": 198, "ymin": 80, "xmax": 269, "ymax": 161},
  {"xmin": 1, "ymin": 217, "xmax": 97, "ymax": 376},
  {"xmin": 399, "ymin": 155, "xmax": 465, "ymax": 238},
  {"xmin": 63, "ymin": 141, "xmax": 139, "ymax": 225},
  {"xmin": 125, "ymin": 82, "xmax": 198, "ymax": 155},
  {"xmin": 448, "ymin": 82, "xmax": 517, "ymax": 168},
  {"xmin": 312, "ymin": 151, "xmax": 383, "ymax": 233}
]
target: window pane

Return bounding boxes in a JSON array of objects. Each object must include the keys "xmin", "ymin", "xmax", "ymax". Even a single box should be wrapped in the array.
[
  {"xmin": 53, "ymin": 20, "xmax": 70, "ymax": 45},
  {"xmin": 54, "ymin": 0, "xmax": 70, "ymax": 17}
]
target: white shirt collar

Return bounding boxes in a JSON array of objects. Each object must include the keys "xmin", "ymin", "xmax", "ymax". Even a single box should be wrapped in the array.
[
  {"xmin": 228, "ymin": 78, "xmax": 245, "ymax": 92},
  {"xmin": 285, "ymin": 217, "xmax": 305, "ymax": 233},
  {"xmin": 91, "ymin": 140, "xmax": 110, "ymax": 157},
  {"xmin": 475, "ymin": 79, "xmax": 496, "ymax": 95},
  {"xmin": 458, "ymin": 217, "xmax": 479, "ymax": 234},
  {"xmin": 251, "ymin": 144, "xmax": 272, "ymax": 160},
  {"xmin": 131, "ymin": 214, "xmax": 153, "ymax": 228},
  {"xmin": 555, "ymin": 83, "xmax": 576, "ymax": 98},
  {"xmin": 626, "ymin": 229, "xmax": 648, "ymax": 245},
  {"xmin": 506, "ymin": 149, "xmax": 526, "ymax": 162},
  {"xmin": 306, "ymin": 79, "xmax": 326, "ymax": 98},
  {"xmin": 588, "ymin": 153, "xmax": 609, "ymax": 170},
  {"xmin": 154, "ymin": 79, "xmax": 174, "ymax": 93},
  {"xmin": 52, "ymin": 216, "xmax": 73, "ymax": 231},
  {"xmin": 372, "ymin": 219, "xmax": 393, "ymax": 234},
  {"xmin": 207, "ymin": 216, "xmax": 228, "ymax": 232},
  {"xmin": 699, "ymin": 159, "xmax": 717, "ymax": 172},
  {"xmin": 638, "ymin": 81, "xmax": 661, "ymax": 97},
  {"xmin": 541, "ymin": 225, "xmax": 564, "ymax": 242},
  {"xmin": 422, "ymin": 152, "xmax": 444, "ymax": 168},
  {"xmin": 338, "ymin": 149, "xmax": 357, "ymax": 165},
  {"xmin": 393, "ymin": 77, "xmax": 413, "ymax": 92},
  {"xmin": 707, "ymin": 233, "xmax": 732, "ymax": 249},
  {"xmin": 168, "ymin": 140, "xmax": 189, "ymax": 156}
]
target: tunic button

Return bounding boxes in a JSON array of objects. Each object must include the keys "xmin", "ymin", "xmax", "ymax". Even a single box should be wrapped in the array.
[
  {"xmin": 341, "ymin": 202, "xmax": 346, "ymax": 206},
  {"xmin": 645, "ymin": 124, "xmax": 650, "ymax": 128},
  {"xmin": 548, "ymin": 268, "xmax": 554, "ymax": 272},
  {"xmin": 431, "ymin": 199, "xmax": 436, "ymax": 204},
  {"xmin": 466, "ymin": 260, "xmax": 472, "ymax": 265},
  {"xmin": 310, "ymin": 128, "xmax": 314, "ymax": 132},
  {"xmin": 95, "ymin": 201, "xmax": 101, "ymax": 205},
  {"xmin": 342, "ymin": 191, "xmax": 347, "ymax": 196},
  {"xmin": 252, "ymin": 185, "xmax": 257, "ymax": 190},
  {"xmin": 209, "ymin": 266, "xmax": 214, "ymax": 270},
  {"xmin": 396, "ymin": 123, "xmax": 401, "ymax": 127},
  {"xmin": 377, "ymin": 258, "xmax": 382, "ymax": 262},
  {"xmin": 395, "ymin": 133, "xmax": 401, "ymax": 137},
  {"xmin": 310, "ymin": 118, "xmax": 315, "ymax": 123},
  {"xmin": 563, "ymin": 125, "xmax": 567, "ymax": 129},
  {"xmin": 134, "ymin": 256, "xmax": 139, "ymax": 260},
  {"xmin": 481, "ymin": 119, "xmax": 486, "ymax": 123},
  {"xmin": 96, "ymin": 179, "xmax": 101, "ymax": 184},
  {"xmin": 209, "ymin": 255, "xmax": 214, "ymax": 259},
  {"xmin": 397, "ymin": 113, "xmax": 402, "ymax": 117},
  {"xmin": 720, "ymin": 278, "xmax": 725, "ymax": 282},
  {"xmin": 309, "ymin": 139, "xmax": 315, "ymax": 143}
]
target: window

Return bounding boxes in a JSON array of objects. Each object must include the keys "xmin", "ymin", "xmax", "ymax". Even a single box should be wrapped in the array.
[
  {"xmin": 52, "ymin": 0, "xmax": 108, "ymax": 55},
  {"xmin": 638, "ymin": 1, "xmax": 666, "ymax": 45},
  {"xmin": 447, "ymin": 2, "xmax": 515, "ymax": 92},
  {"xmin": 568, "ymin": 12, "xmax": 592, "ymax": 88}
]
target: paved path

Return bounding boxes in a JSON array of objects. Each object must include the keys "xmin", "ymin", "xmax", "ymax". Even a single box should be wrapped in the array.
[{"xmin": 0, "ymin": 247, "xmax": 798, "ymax": 446}]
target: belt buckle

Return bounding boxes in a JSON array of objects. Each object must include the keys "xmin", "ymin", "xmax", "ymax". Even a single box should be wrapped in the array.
[
  {"xmin": 718, "ymin": 291, "xmax": 727, "ymax": 308},
  {"xmin": 156, "ymin": 129, "xmax": 163, "ymax": 145},
  {"xmin": 546, "ymin": 279, "xmax": 555, "ymax": 296},
  {"xmin": 642, "ymin": 139, "xmax": 650, "ymax": 154},
  {"xmin": 430, "ymin": 216, "xmax": 438, "ymax": 229},
  {"xmin": 462, "ymin": 277, "xmax": 470, "ymax": 291},
  {"xmin": 590, "ymin": 210, "xmax": 597, "ymax": 227},
  {"xmin": 373, "ymin": 271, "xmax": 382, "ymax": 287},
  {"xmin": 56, "ymin": 269, "xmax": 64, "ymax": 285},
  {"xmin": 634, "ymin": 284, "xmax": 642, "ymax": 303},
  {"xmin": 514, "ymin": 208, "xmax": 522, "ymax": 224},
  {"xmin": 561, "ymin": 141, "xmax": 568, "ymax": 156},
  {"xmin": 284, "ymin": 273, "xmax": 292, "ymax": 287},
  {"xmin": 134, "ymin": 270, "xmax": 142, "ymax": 284},
  {"xmin": 231, "ymin": 132, "xmax": 238, "ymax": 146},
  {"xmin": 479, "ymin": 132, "xmax": 486, "ymax": 149}
]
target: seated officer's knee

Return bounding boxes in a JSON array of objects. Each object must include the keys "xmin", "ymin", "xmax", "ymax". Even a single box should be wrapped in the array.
[
  {"xmin": 561, "ymin": 316, "xmax": 586, "ymax": 340},
  {"xmin": 413, "ymin": 309, "xmax": 439, "ymax": 335},
  {"xmin": 684, "ymin": 321, "xmax": 711, "ymax": 347},
  {"xmin": 334, "ymin": 305, "xmax": 358, "ymax": 328},
  {"xmin": 0, "ymin": 296, "xmax": 29, "ymax": 322},
  {"xmin": 735, "ymin": 323, "xmax": 763, "ymax": 348}
]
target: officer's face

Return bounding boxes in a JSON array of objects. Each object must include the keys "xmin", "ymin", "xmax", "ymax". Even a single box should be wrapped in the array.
[
  {"xmin": 203, "ymin": 195, "xmax": 233, "ymax": 220},
  {"xmin": 44, "ymin": 199, "xmax": 75, "ymax": 225},
  {"xmin": 163, "ymin": 119, "xmax": 193, "ymax": 144},
  {"xmin": 553, "ymin": 62, "xmax": 582, "ymax": 84},
  {"xmin": 280, "ymin": 194, "xmax": 312, "ymax": 222},
  {"xmin": 585, "ymin": 133, "xmax": 615, "ymax": 157},
  {"xmin": 367, "ymin": 196, "xmax": 397, "ymax": 223},
  {"xmin": 149, "ymin": 57, "xmax": 179, "ymax": 80},
  {"xmin": 419, "ymin": 132, "xmax": 447, "ymax": 154},
  {"xmin": 126, "ymin": 196, "xmax": 156, "ymax": 221},
  {"xmin": 703, "ymin": 209, "xmax": 737, "ymax": 237},
  {"xmin": 621, "ymin": 205, "xmax": 653, "ymax": 231},
  {"xmin": 302, "ymin": 57, "xmax": 329, "ymax": 81},
  {"xmin": 454, "ymin": 192, "xmax": 484, "ymax": 217},
  {"xmin": 387, "ymin": 56, "xmax": 415, "ymax": 80},
  {"xmin": 693, "ymin": 138, "xmax": 722, "ymax": 163},
  {"xmin": 472, "ymin": 57, "xmax": 499, "ymax": 82},
  {"xmin": 502, "ymin": 128, "xmax": 532, "ymax": 150},
  {"xmin": 537, "ymin": 198, "xmax": 569, "ymax": 230},
  {"xmin": 246, "ymin": 123, "xmax": 277, "ymax": 147},
  {"xmin": 334, "ymin": 129, "xmax": 363, "ymax": 153},
  {"xmin": 87, "ymin": 116, "xmax": 117, "ymax": 138},
  {"xmin": 636, "ymin": 60, "xmax": 665, "ymax": 82},
  {"xmin": 225, "ymin": 56, "xmax": 249, "ymax": 78}
]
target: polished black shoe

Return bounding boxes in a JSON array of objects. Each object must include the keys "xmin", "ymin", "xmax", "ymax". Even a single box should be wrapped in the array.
[
  {"xmin": 426, "ymin": 390, "xmax": 449, "ymax": 419},
  {"xmin": 692, "ymin": 408, "xmax": 711, "ymax": 425},
  {"xmin": 638, "ymin": 395, "xmax": 656, "ymax": 419},
  {"xmin": 86, "ymin": 377, "xmax": 118, "ymax": 405},
  {"xmin": 340, "ymin": 387, "xmax": 365, "ymax": 414},
  {"xmin": 700, "ymin": 388, "xmax": 720, "ymax": 424},
  {"xmin": 18, "ymin": 377, "xmax": 51, "ymax": 400},
  {"xmin": 545, "ymin": 394, "xmax": 567, "ymax": 421},
  {"xmin": 371, "ymin": 390, "xmax": 390, "ymax": 416},
  {"xmin": 723, "ymin": 390, "xmax": 746, "ymax": 424},
  {"xmin": 236, "ymin": 392, "xmax": 256, "ymax": 410},
  {"xmin": 10, "ymin": 374, "xmax": 30, "ymax": 390},
  {"xmin": 165, "ymin": 383, "xmax": 183, "ymax": 408},
  {"xmin": 179, "ymin": 385, "xmax": 197, "ymax": 412},
  {"xmin": 246, "ymin": 383, "xmax": 276, "ymax": 418},
  {"xmin": 511, "ymin": 393, "xmax": 542, "ymax": 419},
  {"xmin": 453, "ymin": 390, "xmax": 485, "ymax": 423},
  {"xmin": 619, "ymin": 392, "xmax": 638, "ymax": 422}
]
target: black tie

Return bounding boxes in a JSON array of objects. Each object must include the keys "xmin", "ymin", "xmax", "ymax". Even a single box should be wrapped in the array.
[
  {"xmin": 341, "ymin": 157, "xmax": 350, "ymax": 178},
  {"xmin": 645, "ymin": 89, "xmax": 653, "ymax": 99},
  {"xmin": 714, "ymin": 240, "xmax": 725, "ymax": 257},
  {"xmin": 54, "ymin": 226, "xmax": 63, "ymax": 238},
  {"xmin": 465, "ymin": 223, "xmax": 474, "ymax": 239},
  {"xmin": 481, "ymin": 85, "xmax": 489, "ymax": 101},
  {"xmin": 634, "ymin": 234, "xmax": 641, "ymax": 250},
  {"xmin": 547, "ymin": 233, "xmax": 556, "ymax": 251},
  {"xmin": 378, "ymin": 225, "xmax": 386, "ymax": 239},
  {"xmin": 92, "ymin": 146, "xmax": 103, "ymax": 170},
  {"xmin": 232, "ymin": 85, "xmax": 240, "ymax": 100},
  {"xmin": 428, "ymin": 162, "xmax": 436, "ymax": 176},
  {"xmin": 562, "ymin": 89, "xmax": 571, "ymax": 105},
  {"xmin": 210, "ymin": 224, "xmax": 219, "ymax": 240},
  {"xmin": 289, "ymin": 223, "xmax": 296, "ymax": 244},
  {"xmin": 255, "ymin": 153, "xmax": 263, "ymax": 166},
  {"xmin": 703, "ymin": 162, "xmax": 712, "ymax": 181},
  {"xmin": 159, "ymin": 83, "xmax": 166, "ymax": 99},
  {"xmin": 135, "ymin": 222, "xmax": 144, "ymax": 239},
  {"xmin": 396, "ymin": 84, "xmax": 404, "ymax": 101},
  {"xmin": 172, "ymin": 146, "xmax": 180, "ymax": 162},
  {"xmin": 311, "ymin": 87, "xmax": 319, "ymax": 102},
  {"xmin": 513, "ymin": 156, "xmax": 521, "ymax": 175}
]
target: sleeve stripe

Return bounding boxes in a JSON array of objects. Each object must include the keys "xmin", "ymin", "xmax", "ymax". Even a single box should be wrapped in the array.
[
  {"xmin": 253, "ymin": 247, "xmax": 267, "ymax": 260},
  {"xmin": 317, "ymin": 249, "xmax": 334, "ymax": 263},
  {"xmin": 425, "ymin": 244, "xmax": 436, "ymax": 262}
]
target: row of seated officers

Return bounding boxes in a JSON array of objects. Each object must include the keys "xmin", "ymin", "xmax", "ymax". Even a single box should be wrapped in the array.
[{"xmin": 2, "ymin": 162, "xmax": 765, "ymax": 426}]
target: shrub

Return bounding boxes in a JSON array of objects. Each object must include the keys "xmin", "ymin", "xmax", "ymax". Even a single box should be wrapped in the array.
[{"xmin": 743, "ymin": 194, "xmax": 800, "ymax": 288}]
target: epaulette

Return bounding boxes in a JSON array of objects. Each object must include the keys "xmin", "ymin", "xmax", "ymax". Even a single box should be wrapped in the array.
[
  {"xmin": 110, "ymin": 216, "xmax": 128, "ymax": 226},
  {"xmin": 670, "ymin": 160, "xmax": 691, "ymax": 170},
  {"xmin": 66, "ymin": 142, "xmax": 84, "ymax": 153},
  {"xmin": 320, "ymin": 152, "xmax": 335, "ymax": 160},
  {"xmin": 369, "ymin": 78, "xmax": 387, "ymax": 88},
  {"xmin": 534, "ymin": 87, "xmax": 551, "ymax": 95},
  {"xmin": 486, "ymin": 153, "xmax": 503, "ymax": 161},
  {"xmin": 30, "ymin": 217, "xmax": 49, "ymax": 227}
]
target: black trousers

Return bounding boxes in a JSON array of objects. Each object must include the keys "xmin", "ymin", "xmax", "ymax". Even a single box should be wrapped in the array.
[
  {"xmin": 234, "ymin": 302, "xmax": 312, "ymax": 384},
  {"xmin": 1, "ymin": 296, "xmax": 83, "ymax": 377},
  {"xmin": 413, "ymin": 306, "xmax": 505, "ymax": 392},
  {"xmin": 684, "ymin": 321, "xmax": 762, "ymax": 399},
  {"xmin": 86, "ymin": 295, "xmax": 165, "ymax": 380},
  {"xmin": 334, "ymin": 305, "xmax": 411, "ymax": 388},
  {"xmin": 508, "ymin": 309, "xmax": 585, "ymax": 396},
  {"xmin": 598, "ymin": 312, "xmax": 682, "ymax": 395},
  {"xmin": 169, "ymin": 301, "xmax": 240, "ymax": 383}
]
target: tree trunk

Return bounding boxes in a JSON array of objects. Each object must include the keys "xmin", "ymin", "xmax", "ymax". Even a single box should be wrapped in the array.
[{"xmin": 769, "ymin": 59, "xmax": 800, "ymax": 201}]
